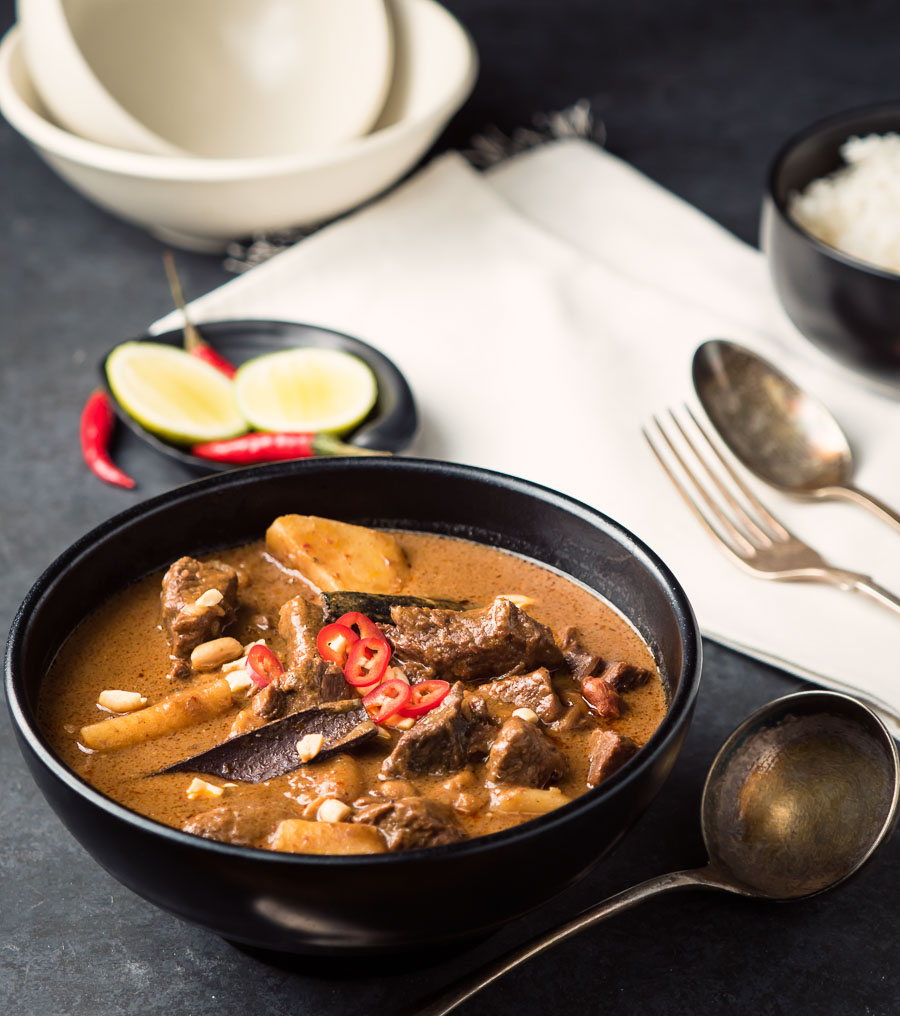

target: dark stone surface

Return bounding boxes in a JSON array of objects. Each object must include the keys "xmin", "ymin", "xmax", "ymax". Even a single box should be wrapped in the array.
[{"xmin": 2, "ymin": 0, "xmax": 899, "ymax": 1013}]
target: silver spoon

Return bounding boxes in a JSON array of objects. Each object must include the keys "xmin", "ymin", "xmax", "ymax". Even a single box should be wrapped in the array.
[
  {"xmin": 691, "ymin": 339, "xmax": 900, "ymax": 533},
  {"xmin": 412, "ymin": 690, "xmax": 899, "ymax": 1016}
]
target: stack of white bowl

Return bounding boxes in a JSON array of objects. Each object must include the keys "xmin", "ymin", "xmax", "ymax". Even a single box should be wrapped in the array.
[{"xmin": 0, "ymin": 0, "xmax": 477, "ymax": 250}]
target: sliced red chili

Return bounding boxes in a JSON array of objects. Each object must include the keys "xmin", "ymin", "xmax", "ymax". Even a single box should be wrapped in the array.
[
  {"xmin": 398, "ymin": 679, "xmax": 452, "ymax": 718},
  {"xmin": 316, "ymin": 623, "xmax": 359, "ymax": 668},
  {"xmin": 362, "ymin": 678, "xmax": 411, "ymax": 724},
  {"xmin": 247, "ymin": 644, "xmax": 284, "ymax": 688},
  {"xmin": 344, "ymin": 636, "xmax": 391, "ymax": 687},
  {"xmin": 335, "ymin": 611, "xmax": 385, "ymax": 644}
]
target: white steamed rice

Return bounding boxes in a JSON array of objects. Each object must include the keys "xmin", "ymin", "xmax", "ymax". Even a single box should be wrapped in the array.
[{"xmin": 788, "ymin": 132, "xmax": 900, "ymax": 275}]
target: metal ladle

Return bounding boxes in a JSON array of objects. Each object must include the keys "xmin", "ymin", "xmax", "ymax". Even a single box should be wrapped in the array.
[
  {"xmin": 413, "ymin": 690, "xmax": 899, "ymax": 1016},
  {"xmin": 691, "ymin": 339, "xmax": 900, "ymax": 533}
]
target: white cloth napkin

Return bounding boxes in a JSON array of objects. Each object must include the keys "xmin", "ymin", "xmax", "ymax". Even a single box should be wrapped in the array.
[{"xmin": 154, "ymin": 139, "xmax": 900, "ymax": 729}]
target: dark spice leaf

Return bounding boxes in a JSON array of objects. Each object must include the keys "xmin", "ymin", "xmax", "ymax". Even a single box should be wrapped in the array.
[
  {"xmin": 323, "ymin": 591, "xmax": 466, "ymax": 624},
  {"xmin": 159, "ymin": 699, "xmax": 377, "ymax": 783}
]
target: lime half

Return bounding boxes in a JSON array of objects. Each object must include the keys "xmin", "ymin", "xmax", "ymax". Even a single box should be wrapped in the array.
[
  {"xmin": 106, "ymin": 342, "xmax": 247, "ymax": 445},
  {"xmin": 234, "ymin": 348, "xmax": 377, "ymax": 434}
]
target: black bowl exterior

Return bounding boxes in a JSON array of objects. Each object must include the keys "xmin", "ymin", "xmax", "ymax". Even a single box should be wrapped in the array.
[
  {"xmin": 5, "ymin": 459, "xmax": 700, "ymax": 954},
  {"xmin": 762, "ymin": 104, "xmax": 900, "ymax": 388},
  {"xmin": 101, "ymin": 319, "xmax": 419, "ymax": 470}
]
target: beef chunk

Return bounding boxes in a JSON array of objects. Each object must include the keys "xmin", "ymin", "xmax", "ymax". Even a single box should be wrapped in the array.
[
  {"xmin": 278, "ymin": 596, "xmax": 353, "ymax": 705},
  {"xmin": 353, "ymin": 796, "xmax": 465, "ymax": 851},
  {"xmin": 161, "ymin": 556, "xmax": 239, "ymax": 680},
  {"xmin": 481, "ymin": 668, "xmax": 564, "ymax": 722},
  {"xmin": 183, "ymin": 801, "xmax": 295, "ymax": 846},
  {"xmin": 600, "ymin": 660, "xmax": 652, "ymax": 693},
  {"xmin": 586, "ymin": 730, "xmax": 638, "ymax": 787},
  {"xmin": 387, "ymin": 597, "xmax": 564, "ymax": 683},
  {"xmin": 380, "ymin": 682, "xmax": 496, "ymax": 777},
  {"xmin": 251, "ymin": 684, "xmax": 287, "ymax": 721},
  {"xmin": 463, "ymin": 694, "xmax": 498, "ymax": 759},
  {"xmin": 560, "ymin": 627, "xmax": 603, "ymax": 682},
  {"xmin": 485, "ymin": 717, "xmax": 567, "ymax": 788},
  {"xmin": 581, "ymin": 676, "xmax": 626, "ymax": 719}
]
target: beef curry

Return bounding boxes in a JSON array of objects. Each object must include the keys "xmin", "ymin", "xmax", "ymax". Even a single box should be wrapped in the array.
[{"xmin": 39, "ymin": 515, "xmax": 668, "ymax": 855}]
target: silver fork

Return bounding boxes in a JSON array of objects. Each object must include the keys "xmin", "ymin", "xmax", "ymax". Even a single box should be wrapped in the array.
[{"xmin": 644, "ymin": 406, "xmax": 900, "ymax": 618}]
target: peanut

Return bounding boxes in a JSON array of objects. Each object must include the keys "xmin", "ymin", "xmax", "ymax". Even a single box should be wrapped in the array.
[
  {"xmin": 190, "ymin": 637, "xmax": 243, "ymax": 671},
  {"xmin": 97, "ymin": 689, "xmax": 147, "ymax": 713},
  {"xmin": 186, "ymin": 777, "xmax": 224, "ymax": 800},
  {"xmin": 225, "ymin": 670, "xmax": 253, "ymax": 699},
  {"xmin": 317, "ymin": 799, "xmax": 352, "ymax": 823},
  {"xmin": 512, "ymin": 707, "xmax": 540, "ymax": 725},
  {"xmin": 297, "ymin": 732, "xmax": 325, "ymax": 763}
]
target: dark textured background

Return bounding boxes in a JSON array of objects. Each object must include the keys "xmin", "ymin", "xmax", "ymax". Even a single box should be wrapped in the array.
[{"xmin": 2, "ymin": 1, "xmax": 899, "ymax": 1013}]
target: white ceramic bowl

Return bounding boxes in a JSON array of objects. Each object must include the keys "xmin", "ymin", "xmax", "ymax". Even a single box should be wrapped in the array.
[
  {"xmin": 17, "ymin": 0, "xmax": 395, "ymax": 158},
  {"xmin": 17, "ymin": 0, "xmax": 181, "ymax": 155},
  {"xmin": 0, "ymin": 0, "xmax": 477, "ymax": 251}
]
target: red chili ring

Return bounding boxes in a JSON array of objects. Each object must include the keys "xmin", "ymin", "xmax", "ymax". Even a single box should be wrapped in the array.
[
  {"xmin": 335, "ymin": 611, "xmax": 386, "ymax": 644},
  {"xmin": 247, "ymin": 644, "xmax": 284, "ymax": 688},
  {"xmin": 398, "ymin": 679, "xmax": 452, "ymax": 718},
  {"xmin": 344, "ymin": 636, "xmax": 391, "ymax": 687},
  {"xmin": 316, "ymin": 622, "xmax": 359, "ymax": 668},
  {"xmin": 363, "ymin": 678, "xmax": 412, "ymax": 724}
]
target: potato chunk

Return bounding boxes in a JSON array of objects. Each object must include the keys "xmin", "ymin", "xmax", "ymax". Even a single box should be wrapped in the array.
[
  {"xmin": 489, "ymin": 786, "xmax": 571, "ymax": 815},
  {"xmin": 269, "ymin": 818, "xmax": 386, "ymax": 855},
  {"xmin": 266, "ymin": 515, "xmax": 409, "ymax": 593},
  {"xmin": 80, "ymin": 677, "xmax": 236, "ymax": 751}
]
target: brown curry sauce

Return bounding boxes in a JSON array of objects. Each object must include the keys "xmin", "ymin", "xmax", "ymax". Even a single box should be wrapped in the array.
[{"xmin": 39, "ymin": 531, "xmax": 668, "ymax": 849}]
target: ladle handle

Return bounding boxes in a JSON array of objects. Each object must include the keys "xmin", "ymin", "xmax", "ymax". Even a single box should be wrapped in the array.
[
  {"xmin": 820, "ymin": 485, "xmax": 900, "ymax": 535},
  {"xmin": 411, "ymin": 867, "xmax": 724, "ymax": 1016}
]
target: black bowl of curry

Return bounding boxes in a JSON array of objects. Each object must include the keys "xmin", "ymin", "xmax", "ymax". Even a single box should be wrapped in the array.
[{"xmin": 5, "ymin": 458, "xmax": 701, "ymax": 955}]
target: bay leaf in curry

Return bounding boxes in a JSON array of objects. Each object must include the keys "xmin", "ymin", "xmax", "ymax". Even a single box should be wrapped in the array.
[{"xmin": 161, "ymin": 700, "xmax": 376, "ymax": 782}]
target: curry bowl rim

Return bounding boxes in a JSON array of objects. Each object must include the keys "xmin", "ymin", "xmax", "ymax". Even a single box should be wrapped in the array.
[{"xmin": 5, "ymin": 457, "xmax": 701, "ymax": 867}]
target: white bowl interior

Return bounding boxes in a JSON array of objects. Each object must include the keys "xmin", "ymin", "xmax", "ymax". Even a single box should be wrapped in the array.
[
  {"xmin": 17, "ymin": 0, "xmax": 182, "ymax": 154},
  {"xmin": 63, "ymin": 0, "xmax": 396, "ymax": 157}
]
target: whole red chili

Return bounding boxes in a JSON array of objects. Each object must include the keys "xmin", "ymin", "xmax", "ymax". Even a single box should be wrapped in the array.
[
  {"xmin": 191, "ymin": 432, "xmax": 385, "ymax": 464},
  {"xmin": 79, "ymin": 389, "xmax": 136, "ymax": 490}
]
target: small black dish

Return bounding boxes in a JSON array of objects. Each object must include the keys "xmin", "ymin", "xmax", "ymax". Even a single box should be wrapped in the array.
[
  {"xmin": 761, "ymin": 102, "xmax": 900, "ymax": 392},
  {"xmin": 5, "ymin": 458, "xmax": 701, "ymax": 956},
  {"xmin": 100, "ymin": 319, "xmax": 419, "ymax": 471}
]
